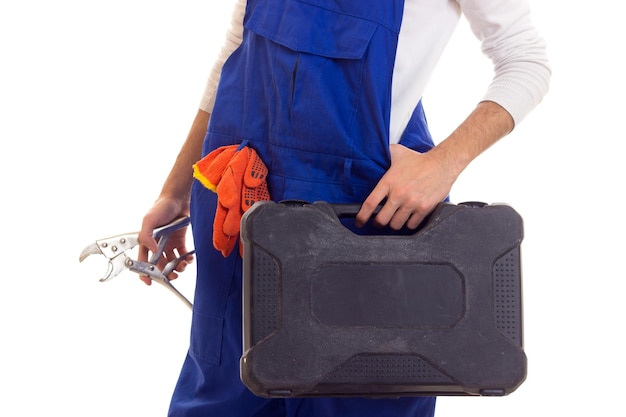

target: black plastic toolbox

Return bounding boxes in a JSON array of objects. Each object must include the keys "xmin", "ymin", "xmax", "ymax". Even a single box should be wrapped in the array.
[{"xmin": 240, "ymin": 200, "xmax": 525, "ymax": 398}]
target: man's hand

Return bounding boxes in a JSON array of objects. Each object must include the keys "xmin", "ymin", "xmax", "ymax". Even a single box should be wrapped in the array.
[
  {"xmin": 138, "ymin": 197, "xmax": 193, "ymax": 285},
  {"xmin": 356, "ymin": 144, "xmax": 455, "ymax": 230},
  {"xmin": 356, "ymin": 101, "xmax": 515, "ymax": 230}
]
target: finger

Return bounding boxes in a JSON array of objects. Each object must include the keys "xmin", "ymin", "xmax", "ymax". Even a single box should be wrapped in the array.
[
  {"xmin": 163, "ymin": 249, "xmax": 178, "ymax": 265},
  {"xmin": 155, "ymin": 250, "xmax": 186, "ymax": 281},
  {"xmin": 173, "ymin": 245, "xmax": 194, "ymax": 267},
  {"xmin": 178, "ymin": 252, "xmax": 195, "ymax": 271},
  {"xmin": 138, "ymin": 215, "xmax": 161, "ymax": 256},
  {"xmin": 371, "ymin": 198, "xmax": 400, "ymax": 228},
  {"xmin": 165, "ymin": 249, "xmax": 189, "ymax": 273},
  {"xmin": 355, "ymin": 183, "xmax": 389, "ymax": 227},
  {"xmin": 406, "ymin": 211, "xmax": 428, "ymax": 230},
  {"xmin": 387, "ymin": 205, "xmax": 414, "ymax": 231},
  {"xmin": 138, "ymin": 235, "xmax": 158, "ymax": 259},
  {"xmin": 174, "ymin": 260, "xmax": 188, "ymax": 273},
  {"xmin": 138, "ymin": 216, "xmax": 169, "ymax": 285},
  {"xmin": 137, "ymin": 242, "xmax": 154, "ymax": 286},
  {"xmin": 166, "ymin": 271, "xmax": 180, "ymax": 281}
]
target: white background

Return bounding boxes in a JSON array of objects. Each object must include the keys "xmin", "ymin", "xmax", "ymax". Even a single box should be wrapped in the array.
[{"xmin": 1, "ymin": 0, "xmax": 624, "ymax": 415}]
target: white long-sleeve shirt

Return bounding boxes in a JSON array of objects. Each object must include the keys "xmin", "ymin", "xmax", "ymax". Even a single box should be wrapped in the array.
[{"xmin": 199, "ymin": 0, "xmax": 550, "ymax": 144}]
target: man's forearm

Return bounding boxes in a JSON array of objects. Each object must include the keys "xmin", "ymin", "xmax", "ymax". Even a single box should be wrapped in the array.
[
  {"xmin": 159, "ymin": 109, "xmax": 211, "ymax": 203},
  {"xmin": 432, "ymin": 100, "xmax": 515, "ymax": 183}
]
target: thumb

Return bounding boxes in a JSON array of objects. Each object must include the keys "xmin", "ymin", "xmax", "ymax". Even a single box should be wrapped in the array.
[
  {"xmin": 138, "ymin": 225, "xmax": 158, "ymax": 286},
  {"xmin": 139, "ymin": 218, "xmax": 160, "ymax": 255}
]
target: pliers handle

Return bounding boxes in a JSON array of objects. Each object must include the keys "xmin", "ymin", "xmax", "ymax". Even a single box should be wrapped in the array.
[{"xmin": 79, "ymin": 217, "xmax": 194, "ymax": 309}]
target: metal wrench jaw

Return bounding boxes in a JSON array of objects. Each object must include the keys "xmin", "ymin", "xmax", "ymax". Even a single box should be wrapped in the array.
[
  {"xmin": 79, "ymin": 234, "xmax": 140, "ymax": 281},
  {"xmin": 95, "ymin": 234, "xmax": 140, "ymax": 260},
  {"xmin": 99, "ymin": 253, "xmax": 134, "ymax": 282},
  {"xmin": 79, "ymin": 233, "xmax": 139, "ymax": 263},
  {"xmin": 79, "ymin": 242, "xmax": 103, "ymax": 263}
]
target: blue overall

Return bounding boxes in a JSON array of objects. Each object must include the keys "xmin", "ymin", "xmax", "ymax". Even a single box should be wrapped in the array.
[{"xmin": 170, "ymin": 0, "xmax": 436, "ymax": 415}]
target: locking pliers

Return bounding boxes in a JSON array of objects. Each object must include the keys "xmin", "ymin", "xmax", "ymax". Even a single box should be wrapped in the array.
[{"xmin": 79, "ymin": 216, "xmax": 194, "ymax": 309}]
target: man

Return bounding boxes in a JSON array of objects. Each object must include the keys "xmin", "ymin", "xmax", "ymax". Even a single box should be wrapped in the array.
[{"xmin": 138, "ymin": 0, "xmax": 550, "ymax": 415}]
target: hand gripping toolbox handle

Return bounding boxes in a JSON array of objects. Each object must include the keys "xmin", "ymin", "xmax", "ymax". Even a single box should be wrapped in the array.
[{"xmin": 278, "ymin": 199, "xmax": 486, "ymax": 221}]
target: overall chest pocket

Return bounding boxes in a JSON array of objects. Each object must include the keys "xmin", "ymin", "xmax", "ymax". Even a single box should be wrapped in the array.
[{"xmin": 243, "ymin": 0, "xmax": 380, "ymax": 155}]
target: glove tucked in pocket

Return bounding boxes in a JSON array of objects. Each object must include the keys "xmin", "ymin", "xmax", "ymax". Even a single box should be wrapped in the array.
[{"xmin": 193, "ymin": 144, "xmax": 271, "ymax": 257}]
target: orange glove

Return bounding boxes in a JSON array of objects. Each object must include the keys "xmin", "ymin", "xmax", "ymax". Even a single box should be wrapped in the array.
[
  {"xmin": 193, "ymin": 145, "xmax": 271, "ymax": 257},
  {"xmin": 192, "ymin": 145, "xmax": 238, "ymax": 192},
  {"xmin": 242, "ymin": 149, "xmax": 270, "ymax": 211},
  {"xmin": 214, "ymin": 149, "xmax": 248, "ymax": 255}
]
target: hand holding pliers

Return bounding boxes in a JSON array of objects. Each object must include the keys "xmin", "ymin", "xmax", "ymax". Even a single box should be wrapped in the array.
[{"xmin": 79, "ymin": 217, "xmax": 194, "ymax": 309}]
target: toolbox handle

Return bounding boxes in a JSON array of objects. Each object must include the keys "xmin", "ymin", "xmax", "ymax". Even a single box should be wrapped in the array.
[
  {"xmin": 331, "ymin": 204, "xmax": 381, "ymax": 218},
  {"xmin": 333, "ymin": 201, "xmax": 489, "ymax": 219},
  {"xmin": 278, "ymin": 200, "xmax": 381, "ymax": 219}
]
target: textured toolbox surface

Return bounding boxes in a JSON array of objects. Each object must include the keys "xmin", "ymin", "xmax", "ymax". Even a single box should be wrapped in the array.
[{"xmin": 240, "ymin": 201, "xmax": 526, "ymax": 398}]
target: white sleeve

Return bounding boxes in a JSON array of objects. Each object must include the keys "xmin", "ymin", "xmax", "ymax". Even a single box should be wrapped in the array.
[
  {"xmin": 199, "ymin": 0, "xmax": 246, "ymax": 113},
  {"xmin": 459, "ymin": 0, "xmax": 551, "ymax": 125}
]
